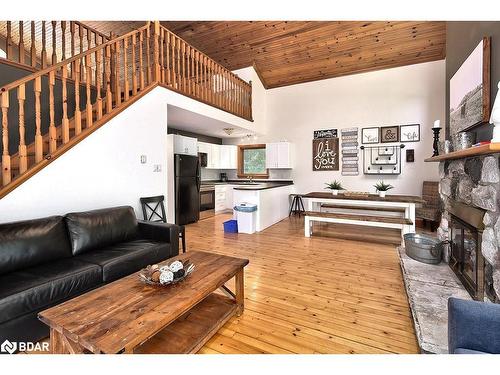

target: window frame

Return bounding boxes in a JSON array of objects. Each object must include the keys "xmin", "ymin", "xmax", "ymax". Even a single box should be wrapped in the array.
[{"xmin": 237, "ymin": 144, "xmax": 269, "ymax": 179}]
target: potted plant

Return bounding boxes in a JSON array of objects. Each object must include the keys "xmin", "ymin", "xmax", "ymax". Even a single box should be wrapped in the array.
[
  {"xmin": 325, "ymin": 180, "xmax": 344, "ymax": 195},
  {"xmin": 374, "ymin": 181, "xmax": 393, "ymax": 198}
]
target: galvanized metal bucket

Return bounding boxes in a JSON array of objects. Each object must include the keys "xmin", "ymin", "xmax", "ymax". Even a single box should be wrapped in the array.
[{"xmin": 403, "ymin": 233, "xmax": 443, "ymax": 264}]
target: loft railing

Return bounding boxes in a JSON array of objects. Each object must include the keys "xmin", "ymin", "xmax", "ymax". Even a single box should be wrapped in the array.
[
  {"xmin": 157, "ymin": 24, "xmax": 252, "ymax": 121},
  {"xmin": 0, "ymin": 21, "xmax": 110, "ymax": 69},
  {"xmin": 0, "ymin": 21, "xmax": 253, "ymax": 194}
]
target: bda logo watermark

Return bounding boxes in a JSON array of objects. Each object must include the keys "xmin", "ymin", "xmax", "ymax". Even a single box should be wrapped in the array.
[
  {"xmin": 1, "ymin": 339, "xmax": 49, "ymax": 354},
  {"xmin": 1, "ymin": 340, "xmax": 17, "ymax": 354}
]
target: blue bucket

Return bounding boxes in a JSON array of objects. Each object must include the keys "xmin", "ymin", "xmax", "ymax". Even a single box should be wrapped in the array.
[{"xmin": 223, "ymin": 219, "xmax": 238, "ymax": 233}]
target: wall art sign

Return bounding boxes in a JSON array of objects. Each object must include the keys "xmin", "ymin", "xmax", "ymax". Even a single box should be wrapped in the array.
[
  {"xmin": 450, "ymin": 37, "xmax": 491, "ymax": 134},
  {"xmin": 361, "ymin": 127, "xmax": 380, "ymax": 144},
  {"xmin": 400, "ymin": 124, "xmax": 420, "ymax": 142},
  {"xmin": 341, "ymin": 127, "xmax": 359, "ymax": 176},
  {"xmin": 380, "ymin": 126, "xmax": 399, "ymax": 143},
  {"xmin": 312, "ymin": 137, "xmax": 339, "ymax": 171},
  {"xmin": 313, "ymin": 129, "xmax": 338, "ymax": 139}
]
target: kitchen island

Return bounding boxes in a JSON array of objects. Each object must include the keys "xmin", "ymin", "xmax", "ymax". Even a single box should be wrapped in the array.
[{"xmin": 232, "ymin": 182, "xmax": 294, "ymax": 232}]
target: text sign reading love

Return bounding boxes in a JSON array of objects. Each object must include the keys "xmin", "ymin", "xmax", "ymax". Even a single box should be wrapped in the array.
[{"xmin": 312, "ymin": 138, "xmax": 339, "ymax": 171}]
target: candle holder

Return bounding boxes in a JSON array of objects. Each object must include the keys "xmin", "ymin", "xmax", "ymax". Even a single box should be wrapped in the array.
[{"xmin": 432, "ymin": 127, "xmax": 441, "ymax": 156}]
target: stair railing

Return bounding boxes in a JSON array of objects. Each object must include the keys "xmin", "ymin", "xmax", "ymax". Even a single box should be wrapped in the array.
[
  {"xmin": 0, "ymin": 21, "xmax": 253, "ymax": 192},
  {"xmin": 1, "ymin": 21, "xmax": 111, "ymax": 69}
]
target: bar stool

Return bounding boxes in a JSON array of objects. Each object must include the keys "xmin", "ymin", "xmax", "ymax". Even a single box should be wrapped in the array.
[
  {"xmin": 289, "ymin": 194, "xmax": 306, "ymax": 217},
  {"xmin": 140, "ymin": 195, "xmax": 186, "ymax": 253}
]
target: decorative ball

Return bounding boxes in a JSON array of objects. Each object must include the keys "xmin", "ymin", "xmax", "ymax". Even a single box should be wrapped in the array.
[
  {"xmin": 159, "ymin": 270, "xmax": 174, "ymax": 285},
  {"xmin": 173, "ymin": 269, "xmax": 186, "ymax": 279},
  {"xmin": 151, "ymin": 264, "xmax": 159, "ymax": 271},
  {"xmin": 151, "ymin": 270, "xmax": 161, "ymax": 283},
  {"xmin": 169, "ymin": 260, "xmax": 183, "ymax": 273},
  {"xmin": 159, "ymin": 265, "xmax": 170, "ymax": 273}
]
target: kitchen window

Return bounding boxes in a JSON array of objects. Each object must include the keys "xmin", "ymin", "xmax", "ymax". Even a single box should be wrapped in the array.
[{"xmin": 237, "ymin": 144, "xmax": 268, "ymax": 178}]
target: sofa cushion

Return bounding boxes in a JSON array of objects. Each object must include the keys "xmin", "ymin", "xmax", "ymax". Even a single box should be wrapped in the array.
[
  {"xmin": 0, "ymin": 216, "xmax": 72, "ymax": 275},
  {"xmin": 76, "ymin": 239, "xmax": 170, "ymax": 282},
  {"xmin": 0, "ymin": 258, "xmax": 101, "ymax": 324},
  {"xmin": 65, "ymin": 206, "xmax": 139, "ymax": 255}
]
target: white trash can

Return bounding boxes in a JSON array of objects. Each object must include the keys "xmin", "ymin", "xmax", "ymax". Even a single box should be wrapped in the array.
[{"xmin": 234, "ymin": 203, "xmax": 258, "ymax": 234}]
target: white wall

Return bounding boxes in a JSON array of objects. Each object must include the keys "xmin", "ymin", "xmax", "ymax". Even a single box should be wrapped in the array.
[
  {"xmin": 0, "ymin": 88, "xmax": 169, "ymax": 223},
  {"xmin": 227, "ymin": 60, "xmax": 445, "ymax": 196}
]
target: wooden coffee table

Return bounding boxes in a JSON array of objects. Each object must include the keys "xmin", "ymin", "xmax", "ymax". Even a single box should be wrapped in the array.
[{"xmin": 38, "ymin": 251, "xmax": 249, "ymax": 354}]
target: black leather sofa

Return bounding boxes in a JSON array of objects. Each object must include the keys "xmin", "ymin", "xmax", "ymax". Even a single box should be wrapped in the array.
[{"xmin": 0, "ymin": 206, "xmax": 179, "ymax": 345}]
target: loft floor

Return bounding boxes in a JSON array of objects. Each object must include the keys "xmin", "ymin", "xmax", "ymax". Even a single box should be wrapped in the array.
[{"xmin": 188, "ymin": 214, "xmax": 419, "ymax": 354}]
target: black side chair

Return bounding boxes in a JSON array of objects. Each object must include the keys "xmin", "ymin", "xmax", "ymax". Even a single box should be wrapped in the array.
[
  {"xmin": 140, "ymin": 195, "xmax": 186, "ymax": 253},
  {"xmin": 289, "ymin": 194, "xmax": 306, "ymax": 217}
]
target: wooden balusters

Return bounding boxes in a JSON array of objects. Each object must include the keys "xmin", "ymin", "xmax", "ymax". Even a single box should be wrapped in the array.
[
  {"xmin": 123, "ymin": 38, "xmax": 129, "ymax": 101},
  {"xmin": 85, "ymin": 54, "xmax": 93, "ymax": 128},
  {"xmin": 30, "ymin": 21, "xmax": 37, "ymax": 67},
  {"xmin": 48, "ymin": 70, "xmax": 57, "ymax": 153},
  {"xmin": 165, "ymin": 32, "xmax": 171, "ymax": 85},
  {"xmin": 153, "ymin": 21, "xmax": 160, "ymax": 82},
  {"xmin": 74, "ymin": 59, "xmax": 82, "ymax": 135},
  {"xmin": 186, "ymin": 45, "xmax": 191, "ymax": 94},
  {"xmin": 18, "ymin": 21, "xmax": 25, "ymax": 65},
  {"xmin": 6, "ymin": 21, "xmax": 13, "ymax": 60},
  {"xmin": 145, "ymin": 25, "xmax": 151, "ymax": 85},
  {"xmin": 17, "ymin": 83, "xmax": 27, "ymax": 173},
  {"xmin": 61, "ymin": 66, "xmax": 70, "ymax": 144},
  {"xmin": 51, "ymin": 21, "xmax": 57, "ymax": 65},
  {"xmin": 34, "ymin": 77, "xmax": 43, "ymax": 163},
  {"xmin": 114, "ymin": 40, "xmax": 121, "ymax": 106},
  {"xmin": 181, "ymin": 42, "xmax": 186, "ymax": 92},
  {"xmin": 1, "ymin": 92, "xmax": 10, "ymax": 185},
  {"xmin": 105, "ymin": 45, "xmax": 113, "ymax": 114},
  {"xmin": 70, "ymin": 22, "xmax": 76, "ymax": 61},
  {"xmin": 172, "ymin": 34, "xmax": 177, "ymax": 88},
  {"xmin": 131, "ymin": 34, "xmax": 137, "ymax": 95},
  {"xmin": 41, "ymin": 21, "xmax": 48, "ymax": 68},
  {"xmin": 61, "ymin": 21, "xmax": 67, "ymax": 61},
  {"xmin": 139, "ymin": 30, "xmax": 145, "ymax": 90},
  {"xmin": 96, "ymin": 49, "xmax": 103, "ymax": 120},
  {"xmin": 159, "ymin": 28, "xmax": 164, "ymax": 83}
]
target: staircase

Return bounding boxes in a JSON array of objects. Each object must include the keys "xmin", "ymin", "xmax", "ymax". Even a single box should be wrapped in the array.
[{"xmin": 0, "ymin": 21, "xmax": 253, "ymax": 199}]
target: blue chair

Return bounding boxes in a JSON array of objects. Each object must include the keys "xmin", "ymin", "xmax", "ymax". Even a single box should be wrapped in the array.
[{"xmin": 448, "ymin": 297, "xmax": 500, "ymax": 354}]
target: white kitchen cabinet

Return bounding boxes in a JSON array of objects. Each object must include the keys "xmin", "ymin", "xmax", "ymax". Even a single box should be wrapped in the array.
[
  {"xmin": 209, "ymin": 144, "xmax": 220, "ymax": 169},
  {"xmin": 197, "ymin": 142, "xmax": 210, "ymax": 154},
  {"xmin": 266, "ymin": 142, "xmax": 292, "ymax": 169},
  {"xmin": 173, "ymin": 135, "xmax": 198, "ymax": 156},
  {"xmin": 215, "ymin": 185, "xmax": 227, "ymax": 213},
  {"xmin": 219, "ymin": 145, "xmax": 238, "ymax": 169}
]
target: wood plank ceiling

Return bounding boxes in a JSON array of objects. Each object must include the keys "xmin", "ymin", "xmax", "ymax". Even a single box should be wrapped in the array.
[{"xmin": 85, "ymin": 21, "xmax": 446, "ymax": 89}]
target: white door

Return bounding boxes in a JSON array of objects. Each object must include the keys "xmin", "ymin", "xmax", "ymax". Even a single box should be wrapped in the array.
[
  {"xmin": 210, "ymin": 144, "xmax": 220, "ymax": 169},
  {"xmin": 228, "ymin": 145, "xmax": 238, "ymax": 169},
  {"xmin": 219, "ymin": 146, "xmax": 229, "ymax": 169}
]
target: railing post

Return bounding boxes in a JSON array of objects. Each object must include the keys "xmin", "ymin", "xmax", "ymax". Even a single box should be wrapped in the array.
[
  {"xmin": 34, "ymin": 77, "xmax": 43, "ymax": 163},
  {"xmin": 17, "ymin": 83, "xmax": 27, "ymax": 173},
  {"xmin": 1, "ymin": 92, "xmax": 11, "ymax": 185},
  {"xmin": 153, "ymin": 21, "xmax": 161, "ymax": 83}
]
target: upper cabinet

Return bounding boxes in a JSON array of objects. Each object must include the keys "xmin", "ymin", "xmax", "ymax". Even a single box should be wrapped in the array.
[
  {"xmin": 198, "ymin": 142, "xmax": 237, "ymax": 169},
  {"xmin": 266, "ymin": 142, "xmax": 292, "ymax": 169},
  {"xmin": 173, "ymin": 135, "xmax": 198, "ymax": 156}
]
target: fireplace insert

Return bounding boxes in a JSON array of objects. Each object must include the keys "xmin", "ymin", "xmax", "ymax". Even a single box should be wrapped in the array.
[{"xmin": 449, "ymin": 201, "xmax": 485, "ymax": 301}]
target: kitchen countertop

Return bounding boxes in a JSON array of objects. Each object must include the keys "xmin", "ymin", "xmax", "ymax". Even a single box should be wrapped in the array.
[{"xmin": 201, "ymin": 180, "xmax": 294, "ymax": 191}]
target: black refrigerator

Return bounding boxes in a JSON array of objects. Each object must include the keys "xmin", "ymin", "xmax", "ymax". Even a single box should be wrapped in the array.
[{"xmin": 175, "ymin": 154, "xmax": 201, "ymax": 225}]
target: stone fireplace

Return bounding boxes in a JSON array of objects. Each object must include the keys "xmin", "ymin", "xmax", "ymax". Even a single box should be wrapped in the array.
[{"xmin": 438, "ymin": 155, "xmax": 500, "ymax": 302}]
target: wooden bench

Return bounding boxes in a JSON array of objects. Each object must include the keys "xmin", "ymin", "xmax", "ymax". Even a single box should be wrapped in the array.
[
  {"xmin": 320, "ymin": 203, "xmax": 406, "ymax": 213},
  {"xmin": 304, "ymin": 211, "xmax": 413, "ymax": 239}
]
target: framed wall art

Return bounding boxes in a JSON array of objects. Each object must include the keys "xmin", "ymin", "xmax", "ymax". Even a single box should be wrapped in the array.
[
  {"xmin": 400, "ymin": 124, "xmax": 420, "ymax": 142},
  {"xmin": 312, "ymin": 137, "xmax": 339, "ymax": 171},
  {"xmin": 313, "ymin": 129, "xmax": 338, "ymax": 139},
  {"xmin": 449, "ymin": 37, "xmax": 491, "ymax": 134},
  {"xmin": 380, "ymin": 126, "xmax": 399, "ymax": 143},
  {"xmin": 361, "ymin": 127, "xmax": 379, "ymax": 144}
]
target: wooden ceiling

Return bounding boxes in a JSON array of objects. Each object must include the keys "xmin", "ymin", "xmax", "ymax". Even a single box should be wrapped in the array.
[{"xmin": 85, "ymin": 21, "xmax": 446, "ymax": 89}]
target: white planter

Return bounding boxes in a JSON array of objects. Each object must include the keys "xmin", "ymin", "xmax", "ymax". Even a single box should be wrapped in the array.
[
  {"xmin": 378, "ymin": 191, "xmax": 386, "ymax": 198},
  {"xmin": 331, "ymin": 189, "xmax": 339, "ymax": 195}
]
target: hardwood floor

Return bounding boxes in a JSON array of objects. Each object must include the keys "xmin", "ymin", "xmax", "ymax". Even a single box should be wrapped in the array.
[{"xmin": 188, "ymin": 214, "xmax": 419, "ymax": 354}]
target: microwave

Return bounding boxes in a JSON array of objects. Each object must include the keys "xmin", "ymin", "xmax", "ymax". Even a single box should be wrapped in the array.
[{"xmin": 198, "ymin": 152, "xmax": 207, "ymax": 168}]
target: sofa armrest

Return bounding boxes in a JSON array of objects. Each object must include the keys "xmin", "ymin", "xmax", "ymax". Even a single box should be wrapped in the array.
[
  {"xmin": 448, "ymin": 297, "xmax": 500, "ymax": 354},
  {"xmin": 137, "ymin": 221, "xmax": 180, "ymax": 257}
]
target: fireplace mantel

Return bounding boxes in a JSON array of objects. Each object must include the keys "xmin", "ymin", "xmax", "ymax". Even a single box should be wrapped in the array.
[{"xmin": 425, "ymin": 143, "xmax": 500, "ymax": 162}]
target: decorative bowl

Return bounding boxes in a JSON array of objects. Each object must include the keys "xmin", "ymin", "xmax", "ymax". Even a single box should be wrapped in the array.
[{"xmin": 139, "ymin": 260, "xmax": 195, "ymax": 287}]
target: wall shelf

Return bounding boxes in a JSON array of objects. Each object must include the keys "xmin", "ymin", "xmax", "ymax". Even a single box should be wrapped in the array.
[{"xmin": 424, "ymin": 143, "xmax": 500, "ymax": 162}]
